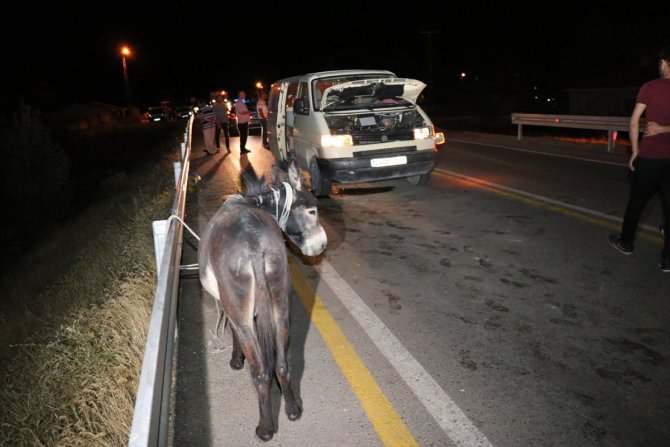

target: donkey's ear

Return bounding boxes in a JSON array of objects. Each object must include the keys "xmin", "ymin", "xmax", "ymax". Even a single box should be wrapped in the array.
[{"xmin": 287, "ymin": 160, "xmax": 302, "ymax": 191}]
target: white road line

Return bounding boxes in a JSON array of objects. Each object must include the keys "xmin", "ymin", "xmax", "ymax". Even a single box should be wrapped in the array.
[
  {"xmin": 315, "ymin": 259, "xmax": 494, "ymax": 447},
  {"xmin": 435, "ymin": 168, "xmax": 660, "ymax": 233},
  {"xmin": 447, "ymin": 137, "xmax": 628, "ymax": 167}
]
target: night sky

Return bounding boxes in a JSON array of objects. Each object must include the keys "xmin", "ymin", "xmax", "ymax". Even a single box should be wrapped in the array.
[{"xmin": 3, "ymin": 1, "xmax": 669, "ymax": 112}]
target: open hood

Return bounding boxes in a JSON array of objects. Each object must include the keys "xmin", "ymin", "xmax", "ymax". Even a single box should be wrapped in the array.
[{"xmin": 320, "ymin": 78, "xmax": 426, "ymax": 110}]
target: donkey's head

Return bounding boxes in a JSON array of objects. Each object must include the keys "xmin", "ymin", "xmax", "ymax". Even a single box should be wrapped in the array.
[{"xmin": 274, "ymin": 160, "xmax": 327, "ymax": 257}]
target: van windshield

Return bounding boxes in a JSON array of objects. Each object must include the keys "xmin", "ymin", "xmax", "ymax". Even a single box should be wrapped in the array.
[{"xmin": 313, "ymin": 75, "xmax": 410, "ymax": 111}]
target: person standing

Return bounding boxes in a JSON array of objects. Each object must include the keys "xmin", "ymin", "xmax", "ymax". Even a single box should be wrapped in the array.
[
  {"xmin": 608, "ymin": 46, "xmax": 670, "ymax": 272},
  {"xmin": 213, "ymin": 93, "xmax": 230, "ymax": 152},
  {"xmin": 235, "ymin": 90, "xmax": 251, "ymax": 154},
  {"xmin": 199, "ymin": 103, "xmax": 219, "ymax": 155},
  {"xmin": 257, "ymin": 91, "xmax": 270, "ymax": 149}
]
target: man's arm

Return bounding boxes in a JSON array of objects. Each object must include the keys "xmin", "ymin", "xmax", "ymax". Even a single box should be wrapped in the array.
[{"xmin": 629, "ymin": 102, "xmax": 646, "ymax": 170}]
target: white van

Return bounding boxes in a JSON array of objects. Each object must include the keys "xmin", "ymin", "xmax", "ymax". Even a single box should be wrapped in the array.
[{"xmin": 267, "ymin": 69, "xmax": 444, "ymax": 197}]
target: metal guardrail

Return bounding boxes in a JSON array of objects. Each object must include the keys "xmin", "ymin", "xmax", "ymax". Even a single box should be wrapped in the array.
[
  {"xmin": 129, "ymin": 115, "xmax": 194, "ymax": 447},
  {"xmin": 511, "ymin": 113, "xmax": 645, "ymax": 152}
]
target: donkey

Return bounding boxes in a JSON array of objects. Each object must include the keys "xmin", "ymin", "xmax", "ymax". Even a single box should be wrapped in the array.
[{"xmin": 198, "ymin": 160, "xmax": 327, "ymax": 441}]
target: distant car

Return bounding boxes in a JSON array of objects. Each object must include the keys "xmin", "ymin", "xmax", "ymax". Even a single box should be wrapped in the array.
[
  {"xmin": 175, "ymin": 106, "xmax": 193, "ymax": 119},
  {"xmin": 145, "ymin": 106, "xmax": 167, "ymax": 122},
  {"xmin": 247, "ymin": 99, "xmax": 261, "ymax": 130}
]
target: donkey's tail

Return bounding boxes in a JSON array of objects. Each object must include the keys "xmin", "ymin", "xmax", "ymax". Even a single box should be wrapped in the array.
[{"xmin": 253, "ymin": 256, "xmax": 276, "ymax": 376}]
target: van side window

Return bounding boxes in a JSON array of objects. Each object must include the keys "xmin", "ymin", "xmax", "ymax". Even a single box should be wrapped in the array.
[
  {"xmin": 269, "ymin": 84, "xmax": 281, "ymax": 112},
  {"xmin": 286, "ymin": 83, "xmax": 299, "ymax": 108},
  {"xmin": 286, "ymin": 82, "xmax": 299, "ymax": 126},
  {"xmin": 294, "ymin": 82, "xmax": 310, "ymax": 115},
  {"xmin": 299, "ymin": 82, "xmax": 309, "ymax": 106}
]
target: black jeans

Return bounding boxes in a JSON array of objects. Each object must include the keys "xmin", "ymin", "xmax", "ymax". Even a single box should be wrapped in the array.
[
  {"xmin": 620, "ymin": 157, "xmax": 670, "ymax": 258},
  {"xmin": 238, "ymin": 122, "xmax": 249, "ymax": 150},
  {"xmin": 215, "ymin": 122, "xmax": 230, "ymax": 149}
]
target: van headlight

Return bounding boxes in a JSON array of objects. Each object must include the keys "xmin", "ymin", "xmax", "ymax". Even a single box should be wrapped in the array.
[
  {"xmin": 413, "ymin": 127, "xmax": 431, "ymax": 140},
  {"xmin": 321, "ymin": 134, "xmax": 353, "ymax": 148}
]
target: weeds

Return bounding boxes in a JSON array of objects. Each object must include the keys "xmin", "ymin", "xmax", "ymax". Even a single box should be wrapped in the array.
[{"xmin": 0, "ymin": 126, "xmax": 180, "ymax": 446}]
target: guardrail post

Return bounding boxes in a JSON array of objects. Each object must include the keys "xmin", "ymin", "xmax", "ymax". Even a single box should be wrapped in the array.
[
  {"xmin": 517, "ymin": 123, "xmax": 523, "ymax": 141},
  {"xmin": 173, "ymin": 161, "xmax": 182, "ymax": 188},
  {"xmin": 181, "ymin": 142, "xmax": 186, "ymax": 160},
  {"xmin": 152, "ymin": 220, "xmax": 168, "ymax": 276},
  {"xmin": 607, "ymin": 130, "xmax": 615, "ymax": 152}
]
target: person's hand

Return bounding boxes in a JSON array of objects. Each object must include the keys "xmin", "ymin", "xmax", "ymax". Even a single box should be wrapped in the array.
[
  {"xmin": 628, "ymin": 151, "xmax": 639, "ymax": 171},
  {"xmin": 644, "ymin": 121, "xmax": 664, "ymax": 136}
]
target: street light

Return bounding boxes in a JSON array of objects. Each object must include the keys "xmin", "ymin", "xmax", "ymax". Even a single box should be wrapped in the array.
[{"xmin": 121, "ymin": 46, "xmax": 132, "ymax": 106}]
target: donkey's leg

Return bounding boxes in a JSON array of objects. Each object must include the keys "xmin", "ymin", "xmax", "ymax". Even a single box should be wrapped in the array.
[
  {"xmin": 275, "ymin": 313, "xmax": 302, "ymax": 421},
  {"xmin": 236, "ymin": 324, "xmax": 275, "ymax": 441},
  {"xmin": 253, "ymin": 371, "xmax": 274, "ymax": 441},
  {"xmin": 229, "ymin": 329, "xmax": 245, "ymax": 370}
]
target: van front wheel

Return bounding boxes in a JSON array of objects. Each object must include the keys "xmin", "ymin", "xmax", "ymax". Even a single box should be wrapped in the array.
[
  {"xmin": 278, "ymin": 153, "xmax": 292, "ymax": 171},
  {"xmin": 309, "ymin": 159, "xmax": 331, "ymax": 198},
  {"xmin": 407, "ymin": 173, "xmax": 430, "ymax": 186}
]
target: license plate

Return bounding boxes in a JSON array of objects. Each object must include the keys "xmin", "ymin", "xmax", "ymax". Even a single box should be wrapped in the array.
[{"xmin": 370, "ymin": 155, "xmax": 407, "ymax": 168}]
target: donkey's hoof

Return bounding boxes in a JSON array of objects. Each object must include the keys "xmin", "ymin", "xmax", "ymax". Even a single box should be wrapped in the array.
[
  {"xmin": 255, "ymin": 426, "xmax": 274, "ymax": 442},
  {"xmin": 286, "ymin": 402, "xmax": 303, "ymax": 421},
  {"xmin": 229, "ymin": 357, "xmax": 244, "ymax": 370}
]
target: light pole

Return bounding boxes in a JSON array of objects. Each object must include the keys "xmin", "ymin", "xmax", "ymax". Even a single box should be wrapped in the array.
[{"xmin": 121, "ymin": 46, "xmax": 132, "ymax": 106}]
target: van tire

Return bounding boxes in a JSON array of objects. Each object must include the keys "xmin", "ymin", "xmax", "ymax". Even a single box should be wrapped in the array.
[
  {"xmin": 278, "ymin": 156, "xmax": 290, "ymax": 171},
  {"xmin": 277, "ymin": 151, "xmax": 295, "ymax": 171},
  {"xmin": 407, "ymin": 173, "xmax": 430, "ymax": 185},
  {"xmin": 309, "ymin": 159, "xmax": 331, "ymax": 197}
]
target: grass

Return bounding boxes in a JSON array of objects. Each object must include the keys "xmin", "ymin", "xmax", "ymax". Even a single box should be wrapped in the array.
[{"xmin": 0, "ymin": 127, "xmax": 179, "ymax": 446}]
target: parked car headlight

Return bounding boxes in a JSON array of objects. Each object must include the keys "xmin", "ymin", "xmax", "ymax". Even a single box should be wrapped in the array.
[
  {"xmin": 413, "ymin": 127, "xmax": 431, "ymax": 140},
  {"xmin": 321, "ymin": 134, "xmax": 353, "ymax": 148}
]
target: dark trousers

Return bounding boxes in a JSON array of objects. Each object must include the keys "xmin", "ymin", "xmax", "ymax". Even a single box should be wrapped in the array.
[
  {"xmin": 238, "ymin": 122, "xmax": 249, "ymax": 150},
  {"xmin": 215, "ymin": 122, "xmax": 230, "ymax": 149},
  {"xmin": 620, "ymin": 157, "xmax": 670, "ymax": 258},
  {"xmin": 260, "ymin": 118, "xmax": 268, "ymax": 146}
]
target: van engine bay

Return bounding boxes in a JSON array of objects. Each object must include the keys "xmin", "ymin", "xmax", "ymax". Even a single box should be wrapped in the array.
[{"xmin": 325, "ymin": 110, "xmax": 427, "ymax": 145}]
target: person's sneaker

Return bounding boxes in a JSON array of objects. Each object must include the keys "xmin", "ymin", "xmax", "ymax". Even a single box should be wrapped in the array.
[
  {"xmin": 608, "ymin": 234, "xmax": 633, "ymax": 255},
  {"xmin": 660, "ymin": 259, "xmax": 670, "ymax": 273},
  {"xmin": 240, "ymin": 148, "xmax": 250, "ymax": 154}
]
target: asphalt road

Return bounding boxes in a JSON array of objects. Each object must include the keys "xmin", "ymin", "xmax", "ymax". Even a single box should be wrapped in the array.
[{"xmin": 171, "ymin": 127, "xmax": 670, "ymax": 447}]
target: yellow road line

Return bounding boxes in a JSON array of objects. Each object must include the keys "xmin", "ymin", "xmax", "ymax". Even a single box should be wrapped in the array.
[
  {"xmin": 434, "ymin": 170, "xmax": 663, "ymax": 245},
  {"xmin": 289, "ymin": 259, "xmax": 418, "ymax": 447}
]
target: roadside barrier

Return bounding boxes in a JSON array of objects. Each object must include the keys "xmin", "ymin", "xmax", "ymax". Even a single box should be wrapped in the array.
[
  {"xmin": 129, "ymin": 115, "xmax": 194, "ymax": 446},
  {"xmin": 511, "ymin": 113, "xmax": 646, "ymax": 152}
]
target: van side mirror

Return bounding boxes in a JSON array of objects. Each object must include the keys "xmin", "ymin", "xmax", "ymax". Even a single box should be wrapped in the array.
[{"xmin": 294, "ymin": 98, "xmax": 309, "ymax": 115}]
